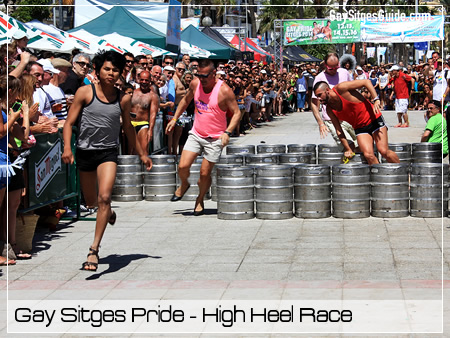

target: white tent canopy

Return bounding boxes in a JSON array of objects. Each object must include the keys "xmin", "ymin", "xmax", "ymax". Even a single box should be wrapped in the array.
[{"xmin": 1, "ymin": 12, "xmax": 214, "ymax": 58}]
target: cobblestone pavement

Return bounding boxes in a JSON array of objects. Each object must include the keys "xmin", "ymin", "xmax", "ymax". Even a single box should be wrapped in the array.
[{"xmin": 1, "ymin": 109, "xmax": 449, "ymax": 336}]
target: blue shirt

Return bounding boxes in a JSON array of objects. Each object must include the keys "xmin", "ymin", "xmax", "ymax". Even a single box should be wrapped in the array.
[{"xmin": 0, "ymin": 110, "xmax": 9, "ymax": 165}]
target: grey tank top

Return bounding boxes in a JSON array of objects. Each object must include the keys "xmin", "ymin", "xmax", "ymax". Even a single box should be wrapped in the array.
[{"xmin": 77, "ymin": 84, "xmax": 122, "ymax": 150}]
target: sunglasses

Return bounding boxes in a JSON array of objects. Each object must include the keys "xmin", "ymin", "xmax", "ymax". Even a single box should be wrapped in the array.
[
  {"xmin": 176, "ymin": 68, "xmax": 186, "ymax": 72},
  {"xmin": 76, "ymin": 61, "xmax": 89, "ymax": 67},
  {"xmin": 196, "ymin": 71, "xmax": 213, "ymax": 79},
  {"xmin": 139, "ymin": 63, "xmax": 149, "ymax": 66},
  {"xmin": 165, "ymin": 62, "xmax": 174, "ymax": 65},
  {"xmin": 326, "ymin": 65, "xmax": 339, "ymax": 71},
  {"xmin": 125, "ymin": 60, "xmax": 134, "ymax": 64}
]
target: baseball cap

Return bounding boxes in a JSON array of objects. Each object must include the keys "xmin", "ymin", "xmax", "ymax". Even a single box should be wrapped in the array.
[
  {"xmin": 163, "ymin": 65, "xmax": 175, "ymax": 72},
  {"xmin": 37, "ymin": 58, "xmax": 60, "ymax": 74},
  {"xmin": 217, "ymin": 70, "xmax": 226, "ymax": 75},
  {"xmin": 228, "ymin": 60, "xmax": 236, "ymax": 64},
  {"xmin": 389, "ymin": 65, "xmax": 400, "ymax": 71},
  {"xmin": 260, "ymin": 70, "xmax": 267, "ymax": 74},
  {"xmin": 311, "ymin": 69, "xmax": 317, "ymax": 73},
  {"xmin": 356, "ymin": 66, "xmax": 363, "ymax": 71}
]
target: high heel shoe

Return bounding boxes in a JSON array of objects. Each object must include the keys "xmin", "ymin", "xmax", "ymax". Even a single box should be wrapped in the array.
[{"xmin": 170, "ymin": 184, "xmax": 190, "ymax": 201}]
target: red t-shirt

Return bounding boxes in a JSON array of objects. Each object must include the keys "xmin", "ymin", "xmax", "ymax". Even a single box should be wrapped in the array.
[
  {"xmin": 392, "ymin": 71, "xmax": 412, "ymax": 99},
  {"xmin": 331, "ymin": 88, "xmax": 382, "ymax": 129}
]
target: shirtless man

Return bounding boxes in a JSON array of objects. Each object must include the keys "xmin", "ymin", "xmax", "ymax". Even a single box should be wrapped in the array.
[
  {"xmin": 150, "ymin": 65, "xmax": 162, "ymax": 95},
  {"xmin": 130, "ymin": 70, "xmax": 159, "ymax": 155},
  {"xmin": 312, "ymin": 22, "xmax": 321, "ymax": 40},
  {"xmin": 323, "ymin": 20, "xmax": 332, "ymax": 41}
]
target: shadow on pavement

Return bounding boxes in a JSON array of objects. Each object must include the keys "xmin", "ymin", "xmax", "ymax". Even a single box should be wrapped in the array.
[
  {"xmin": 84, "ymin": 254, "xmax": 161, "ymax": 280},
  {"xmin": 173, "ymin": 208, "xmax": 217, "ymax": 216}
]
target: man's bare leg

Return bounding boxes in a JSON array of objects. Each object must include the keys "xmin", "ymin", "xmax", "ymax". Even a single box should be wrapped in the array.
[
  {"xmin": 82, "ymin": 162, "xmax": 117, "ymax": 270},
  {"xmin": 373, "ymin": 127, "xmax": 400, "ymax": 163},
  {"xmin": 356, "ymin": 134, "xmax": 379, "ymax": 165},
  {"xmin": 137, "ymin": 128, "xmax": 150, "ymax": 156},
  {"xmin": 195, "ymin": 158, "xmax": 215, "ymax": 213},
  {"xmin": 174, "ymin": 150, "xmax": 198, "ymax": 198}
]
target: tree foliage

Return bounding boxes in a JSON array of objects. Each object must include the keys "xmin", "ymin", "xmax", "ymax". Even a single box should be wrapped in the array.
[
  {"xmin": 303, "ymin": 44, "xmax": 334, "ymax": 60},
  {"xmin": 10, "ymin": 0, "xmax": 52, "ymax": 23}
]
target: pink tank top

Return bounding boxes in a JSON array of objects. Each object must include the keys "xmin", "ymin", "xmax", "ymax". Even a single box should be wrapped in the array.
[{"xmin": 192, "ymin": 80, "xmax": 227, "ymax": 138}]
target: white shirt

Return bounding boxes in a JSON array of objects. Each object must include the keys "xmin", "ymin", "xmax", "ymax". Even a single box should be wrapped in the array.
[
  {"xmin": 379, "ymin": 74, "xmax": 389, "ymax": 88},
  {"xmin": 33, "ymin": 87, "xmax": 53, "ymax": 118},
  {"xmin": 433, "ymin": 69, "xmax": 450, "ymax": 101},
  {"xmin": 43, "ymin": 83, "xmax": 68, "ymax": 120}
]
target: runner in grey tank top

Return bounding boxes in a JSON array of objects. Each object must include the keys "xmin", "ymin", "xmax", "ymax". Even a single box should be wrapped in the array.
[
  {"xmin": 77, "ymin": 83, "xmax": 122, "ymax": 150},
  {"xmin": 63, "ymin": 51, "xmax": 152, "ymax": 272}
]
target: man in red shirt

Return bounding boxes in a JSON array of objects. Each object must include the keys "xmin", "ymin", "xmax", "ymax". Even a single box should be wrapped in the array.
[
  {"xmin": 389, "ymin": 65, "xmax": 412, "ymax": 127},
  {"xmin": 314, "ymin": 79, "xmax": 399, "ymax": 164}
]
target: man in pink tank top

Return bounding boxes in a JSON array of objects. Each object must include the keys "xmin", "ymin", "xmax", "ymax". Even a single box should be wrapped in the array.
[
  {"xmin": 166, "ymin": 59, "xmax": 241, "ymax": 216},
  {"xmin": 314, "ymin": 79, "xmax": 399, "ymax": 164}
]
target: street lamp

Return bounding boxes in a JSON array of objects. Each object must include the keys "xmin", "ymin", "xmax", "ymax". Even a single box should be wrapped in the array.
[{"xmin": 202, "ymin": 16, "xmax": 212, "ymax": 27}]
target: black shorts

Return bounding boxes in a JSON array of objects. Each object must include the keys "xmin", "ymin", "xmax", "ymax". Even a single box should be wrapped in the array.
[
  {"xmin": 76, "ymin": 147, "xmax": 119, "ymax": 172},
  {"xmin": 134, "ymin": 123, "xmax": 149, "ymax": 133},
  {"xmin": 355, "ymin": 116, "xmax": 386, "ymax": 136}
]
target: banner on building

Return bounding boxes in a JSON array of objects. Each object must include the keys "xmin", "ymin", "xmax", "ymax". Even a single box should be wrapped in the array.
[
  {"xmin": 377, "ymin": 46, "xmax": 387, "ymax": 56},
  {"xmin": 181, "ymin": 18, "xmax": 200, "ymax": 31},
  {"xmin": 366, "ymin": 47, "xmax": 376, "ymax": 58},
  {"xmin": 283, "ymin": 19, "xmax": 360, "ymax": 45},
  {"xmin": 283, "ymin": 15, "xmax": 443, "ymax": 46},
  {"xmin": 360, "ymin": 15, "xmax": 443, "ymax": 43}
]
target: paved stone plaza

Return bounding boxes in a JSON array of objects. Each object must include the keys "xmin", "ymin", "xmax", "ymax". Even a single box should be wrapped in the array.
[{"xmin": 1, "ymin": 109, "xmax": 449, "ymax": 336}]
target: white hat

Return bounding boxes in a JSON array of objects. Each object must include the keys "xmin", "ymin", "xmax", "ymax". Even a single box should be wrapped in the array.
[
  {"xmin": 260, "ymin": 69, "xmax": 267, "ymax": 74},
  {"xmin": 217, "ymin": 70, "xmax": 226, "ymax": 75},
  {"xmin": 12, "ymin": 30, "xmax": 27, "ymax": 40},
  {"xmin": 37, "ymin": 58, "xmax": 60, "ymax": 74},
  {"xmin": 356, "ymin": 66, "xmax": 363, "ymax": 71},
  {"xmin": 228, "ymin": 60, "xmax": 236, "ymax": 64},
  {"xmin": 310, "ymin": 69, "xmax": 317, "ymax": 73},
  {"xmin": 163, "ymin": 65, "xmax": 175, "ymax": 72},
  {"xmin": 389, "ymin": 65, "xmax": 400, "ymax": 71}
]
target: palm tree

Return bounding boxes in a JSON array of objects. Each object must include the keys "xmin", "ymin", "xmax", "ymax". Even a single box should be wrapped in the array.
[{"xmin": 257, "ymin": 0, "xmax": 298, "ymax": 34}]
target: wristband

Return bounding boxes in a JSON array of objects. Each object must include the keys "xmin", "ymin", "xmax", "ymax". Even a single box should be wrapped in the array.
[
  {"xmin": 224, "ymin": 131, "xmax": 232, "ymax": 137},
  {"xmin": 171, "ymin": 117, "xmax": 177, "ymax": 122}
]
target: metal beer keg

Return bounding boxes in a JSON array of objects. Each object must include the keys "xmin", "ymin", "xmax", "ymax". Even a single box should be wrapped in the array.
[
  {"xmin": 332, "ymin": 164, "xmax": 371, "ymax": 219},
  {"xmin": 255, "ymin": 165, "xmax": 293, "ymax": 220},
  {"xmin": 112, "ymin": 155, "xmax": 143, "ymax": 201},
  {"xmin": 294, "ymin": 164, "xmax": 331, "ymax": 218},
  {"xmin": 217, "ymin": 166, "xmax": 255, "ymax": 220},
  {"xmin": 143, "ymin": 155, "xmax": 177, "ymax": 201},
  {"xmin": 370, "ymin": 163, "xmax": 410, "ymax": 218}
]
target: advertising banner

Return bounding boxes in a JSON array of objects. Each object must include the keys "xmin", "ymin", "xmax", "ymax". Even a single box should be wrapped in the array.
[
  {"xmin": 166, "ymin": 0, "xmax": 181, "ymax": 47},
  {"xmin": 283, "ymin": 19, "xmax": 360, "ymax": 46},
  {"xmin": 366, "ymin": 47, "xmax": 376, "ymax": 58},
  {"xmin": 27, "ymin": 132, "xmax": 73, "ymax": 207},
  {"xmin": 360, "ymin": 15, "xmax": 444, "ymax": 43}
]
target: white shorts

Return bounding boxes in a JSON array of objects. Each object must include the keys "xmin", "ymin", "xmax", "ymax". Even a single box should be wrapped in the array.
[
  {"xmin": 324, "ymin": 120, "xmax": 359, "ymax": 148},
  {"xmin": 395, "ymin": 98, "xmax": 409, "ymax": 114},
  {"xmin": 183, "ymin": 131, "xmax": 223, "ymax": 163}
]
